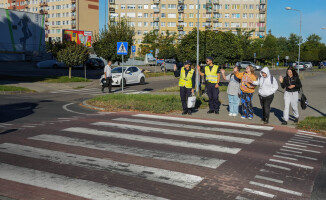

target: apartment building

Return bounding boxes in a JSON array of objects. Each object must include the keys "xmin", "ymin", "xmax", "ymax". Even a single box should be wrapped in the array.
[
  {"xmin": 0, "ymin": 0, "xmax": 99, "ymax": 41},
  {"xmin": 109, "ymin": 0, "xmax": 267, "ymax": 51}
]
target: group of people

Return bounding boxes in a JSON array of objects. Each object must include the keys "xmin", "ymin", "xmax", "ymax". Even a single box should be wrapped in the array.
[{"xmin": 174, "ymin": 57, "xmax": 302, "ymax": 125}]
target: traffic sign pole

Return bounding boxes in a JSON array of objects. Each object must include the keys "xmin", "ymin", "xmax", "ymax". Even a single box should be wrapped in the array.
[
  {"xmin": 122, "ymin": 55, "xmax": 124, "ymax": 93},
  {"xmin": 117, "ymin": 42, "xmax": 128, "ymax": 94}
]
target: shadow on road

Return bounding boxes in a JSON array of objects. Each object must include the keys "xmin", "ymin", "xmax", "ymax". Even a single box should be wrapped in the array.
[{"xmin": 0, "ymin": 101, "xmax": 43, "ymax": 123}]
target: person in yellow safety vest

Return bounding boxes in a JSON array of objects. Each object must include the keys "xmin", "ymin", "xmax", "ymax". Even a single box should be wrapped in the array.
[
  {"xmin": 174, "ymin": 60, "xmax": 195, "ymax": 115},
  {"xmin": 197, "ymin": 56, "xmax": 221, "ymax": 114}
]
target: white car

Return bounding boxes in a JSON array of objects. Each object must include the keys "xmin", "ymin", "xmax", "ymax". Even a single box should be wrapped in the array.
[
  {"xmin": 36, "ymin": 59, "xmax": 66, "ymax": 68},
  {"xmin": 294, "ymin": 62, "xmax": 305, "ymax": 70},
  {"xmin": 111, "ymin": 66, "xmax": 145, "ymax": 86}
]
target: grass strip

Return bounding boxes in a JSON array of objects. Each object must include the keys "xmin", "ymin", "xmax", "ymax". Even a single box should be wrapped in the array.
[
  {"xmin": 0, "ymin": 85, "xmax": 35, "ymax": 92},
  {"xmin": 143, "ymin": 72, "xmax": 174, "ymax": 78},
  {"xmin": 0, "ymin": 75, "xmax": 91, "ymax": 83},
  {"xmin": 297, "ymin": 116, "xmax": 326, "ymax": 135},
  {"xmin": 87, "ymin": 94, "xmax": 208, "ymax": 114},
  {"xmin": 159, "ymin": 85, "xmax": 227, "ymax": 92},
  {"xmin": 42, "ymin": 76, "xmax": 91, "ymax": 83}
]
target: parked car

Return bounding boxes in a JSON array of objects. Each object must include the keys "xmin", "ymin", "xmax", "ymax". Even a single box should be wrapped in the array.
[
  {"xmin": 236, "ymin": 61, "xmax": 261, "ymax": 70},
  {"xmin": 36, "ymin": 59, "xmax": 66, "ymax": 69},
  {"xmin": 303, "ymin": 62, "xmax": 313, "ymax": 69},
  {"xmin": 156, "ymin": 59, "xmax": 164, "ymax": 65},
  {"xmin": 294, "ymin": 62, "xmax": 305, "ymax": 70},
  {"xmin": 111, "ymin": 66, "xmax": 145, "ymax": 86},
  {"xmin": 161, "ymin": 59, "xmax": 176, "ymax": 71},
  {"xmin": 85, "ymin": 58, "xmax": 105, "ymax": 69}
]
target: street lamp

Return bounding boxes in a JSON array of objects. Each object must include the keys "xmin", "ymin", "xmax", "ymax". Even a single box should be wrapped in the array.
[
  {"xmin": 285, "ymin": 7, "xmax": 302, "ymax": 74},
  {"xmin": 196, "ymin": 0, "xmax": 200, "ymax": 96}
]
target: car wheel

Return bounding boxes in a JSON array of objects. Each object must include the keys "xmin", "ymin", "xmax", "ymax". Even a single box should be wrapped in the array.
[
  {"xmin": 140, "ymin": 77, "xmax": 145, "ymax": 85},
  {"xmin": 161, "ymin": 66, "xmax": 165, "ymax": 72},
  {"xmin": 120, "ymin": 78, "xmax": 126, "ymax": 87}
]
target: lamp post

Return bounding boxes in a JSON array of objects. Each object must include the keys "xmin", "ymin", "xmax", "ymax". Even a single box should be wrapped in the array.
[
  {"xmin": 285, "ymin": 7, "xmax": 302, "ymax": 74},
  {"xmin": 196, "ymin": 0, "xmax": 200, "ymax": 96}
]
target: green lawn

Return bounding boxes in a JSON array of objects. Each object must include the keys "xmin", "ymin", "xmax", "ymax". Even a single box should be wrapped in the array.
[
  {"xmin": 144, "ymin": 72, "xmax": 174, "ymax": 78},
  {"xmin": 0, "ymin": 85, "xmax": 35, "ymax": 92},
  {"xmin": 159, "ymin": 85, "xmax": 227, "ymax": 92},
  {"xmin": 297, "ymin": 116, "xmax": 326, "ymax": 135},
  {"xmin": 42, "ymin": 76, "xmax": 91, "ymax": 83},
  {"xmin": 87, "ymin": 94, "xmax": 208, "ymax": 113}
]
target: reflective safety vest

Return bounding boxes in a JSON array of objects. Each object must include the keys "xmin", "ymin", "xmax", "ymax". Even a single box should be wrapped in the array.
[
  {"xmin": 179, "ymin": 67, "xmax": 194, "ymax": 88},
  {"xmin": 205, "ymin": 65, "xmax": 219, "ymax": 83}
]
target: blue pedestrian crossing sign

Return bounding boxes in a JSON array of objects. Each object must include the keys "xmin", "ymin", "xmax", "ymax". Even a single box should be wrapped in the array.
[
  {"xmin": 117, "ymin": 42, "xmax": 128, "ymax": 55},
  {"xmin": 131, "ymin": 45, "xmax": 136, "ymax": 53}
]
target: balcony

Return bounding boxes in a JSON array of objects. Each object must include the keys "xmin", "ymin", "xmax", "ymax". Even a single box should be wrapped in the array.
[
  {"xmin": 39, "ymin": 2, "xmax": 47, "ymax": 6},
  {"xmin": 39, "ymin": 10, "xmax": 47, "ymax": 14},
  {"xmin": 153, "ymin": 26, "xmax": 159, "ymax": 31},
  {"xmin": 71, "ymin": 7, "xmax": 76, "ymax": 12},
  {"xmin": 72, "ymin": 0, "xmax": 76, "ymax": 4},
  {"xmin": 12, "ymin": 5, "xmax": 16, "ymax": 10},
  {"xmin": 178, "ymin": 0, "xmax": 184, "ymax": 4},
  {"xmin": 109, "ymin": 7, "xmax": 115, "ymax": 13},
  {"xmin": 153, "ymin": 8, "xmax": 160, "ymax": 13},
  {"xmin": 45, "ymin": 25, "xmax": 48, "ymax": 30},
  {"xmin": 178, "ymin": 5, "xmax": 184, "ymax": 13},
  {"xmin": 178, "ymin": 35, "xmax": 183, "ymax": 40},
  {"xmin": 178, "ymin": 18, "xmax": 184, "ymax": 22},
  {"xmin": 259, "ymin": 17, "xmax": 265, "ymax": 23},
  {"xmin": 109, "ymin": 0, "xmax": 115, "ymax": 4},
  {"xmin": 71, "ymin": 15, "xmax": 76, "ymax": 20},
  {"xmin": 177, "ymin": 25, "xmax": 184, "ymax": 31},
  {"xmin": 260, "ymin": 0, "xmax": 266, "ymax": 5},
  {"xmin": 259, "ymin": 27, "xmax": 265, "ymax": 32},
  {"xmin": 154, "ymin": 17, "xmax": 159, "ymax": 22},
  {"xmin": 213, "ymin": 0, "xmax": 219, "ymax": 4},
  {"xmin": 45, "ymin": 17, "xmax": 48, "ymax": 22},
  {"xmin": 205, "ymin": 25, "xmax": 211, "ymax": 30},
  {"xmin": 259, "ymin": 8, "xmax": 266, "ymax": 13},
  {"xmin": 45, "ymin": 33, "xmax": 48, "ymax": 38},
  {"xmin": 72, "ymin": 24, "xmax": 76, "ymax": 29},
  {"xmin": 24, "ymin": 4, "xmax": 29, "ymax": 8},
  {"xmin": 206, "ymin": 18, "xmax": 211, "ymax": 22},
  {"xmin": 213, "ymin": 17, "xmax": 219, "ymax": 22},
  {"xmin": 153, "ymin": 0, "xmax": 160, "ymax": 4}
]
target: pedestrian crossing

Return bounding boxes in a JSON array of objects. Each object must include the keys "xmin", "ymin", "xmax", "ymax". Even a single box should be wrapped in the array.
[
  {"xmin": 0, "ymin": 114, "xmax": 323, "ymax": 199},
  {"xmin": 237, "ymin": 130, "xmax": 326, "ymax": 200},
  {"xmin": 50, "ymin": 87, "xmax": 150, "ymax": 96}
]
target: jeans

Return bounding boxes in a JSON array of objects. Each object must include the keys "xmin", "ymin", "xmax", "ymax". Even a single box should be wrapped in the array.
[
  {"xmin": 228, "ymin": 94, "xmax": 240, "ymax": 115},
  {"xmin": 259, "ymin": 94, "xmax": 274, "ymax": 122}
]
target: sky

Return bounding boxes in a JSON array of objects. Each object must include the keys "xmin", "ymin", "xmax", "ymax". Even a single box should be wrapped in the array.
[{"xmin": 99, "ymin": 0, "xmax": 326, "ymax": 44}]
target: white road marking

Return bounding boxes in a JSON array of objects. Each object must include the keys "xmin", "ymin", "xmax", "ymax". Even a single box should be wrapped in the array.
[
  {"xmin": 293, "ymin": 136, "xmax": 326, "ymax": 144},
  {"xmin": 269, "ymin": 159, "xmax": 314, "ymax": 170},
  {"xmin": 289, "ymin": 141, "xmax": 324, "ymax": 148},
  {"xmin": 273, "ymin": 155, "xmax": 297, "ymax": 161},
  {"xmin": 243, "ymin": 188, "xmax": 274, "ymax": 198},
  {"xmin": 249, "ymin": 181, "xmax": 302, "ymax": 196},
  {"xmin": 63, "ymin": 127, "xmax": 241, "ymax": 154},
  {"xmin": 133, "ymin": 114, "xmax": 274, "ymax": 131},
  {"xmin": 280, "ymin": 148, "xmax": 302, "ymax": 154},
  {"xmin": 0, "ymin": 123, "xmax": 13, "ymax": 126},
  {"xmin": 0, "ymin": 143, "xmax": 203, "ymax": 189},
  {"xmin": 285, "ymin": 143, "xmax": 307, "ymax": 148},
  {"xmin": 265, "ymin": 163, "xmax": 291, "ymax": 171},
  {"xmin": 254, "ymin": 175, "xmax": 283, "ymax": 184},
  {"xmin": 296, "ymin": 133, "xmax": 326, "ymax": 140},
  {"xmin": 21, "ymin": 125, "xmax": 35, "ymax": 128},
  {"xmin": 30, "ymin": 134, "xmax": 225, "ymax": 169},
  {"xmin": 276, "ymin": 152, "xmax": 318, "ymax": 161},
  {"xmin": 93, "ymin": 121, "xmax": 254, "ymax": 145},
  {"xmin": 113, "ymin": 117, "xmax": 264, "ymax": 137},
  {"xmin": 62, "ymin": 103, "xmax": 86, "ymax": 115},
  {"xmin": 235, "ymin": 195, "xmax": 252, "ymax": 200},
  {"xmin": 282, "ymin": 146, "xmax": 320, "ymax": 153},
  {"xmin": 0, "ymin": 163, "xmax": 167, "ymax": 200},
  {"xmin": 298, "ymin": 130, "xmax": 317, "ymax": 135}
]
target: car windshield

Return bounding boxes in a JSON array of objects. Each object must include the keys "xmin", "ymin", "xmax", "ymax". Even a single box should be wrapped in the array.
[{"xmin": 112, "ymin": 67, "xmax": 127, "ymax": 73}]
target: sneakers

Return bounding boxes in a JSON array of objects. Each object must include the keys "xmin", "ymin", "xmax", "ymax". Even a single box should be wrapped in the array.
[
  {"xmin": 207, "ymin": 110, "xmax": 214, "ymax": 114},
  {"xmin": 264, "ymin": 120, "xmax": 269, "ymax": 124},
  {"xmin": 228, "ymin": 113, "xmax": 233, "ymax": 116},
  {"xmin": 294, "ymin": 118, "xmax": 299, "ymax": 123},
  {"xmin": 188, "ymin": 110, "xmax": 192, "ymax": 115},
  {"xmin": 248, "ymin": 117, "xmax": 253, "ymax": 120},
  {"xmin": 282, "ymin": 121, "xmax": 288, "ymax": 125},
  {"xmin": 232, "ymin": 113, "xmax": 238, "ymax": 117},
  {"xmin": 241, "ymin": 116, "xmax": 246, "ymax": 119},
  {"xmin": 182, "ymin": 111, "xmax": 187, "ymax": 115},
  {"xmin": 214, "ymin": 111, "xmax": 219, "ymax": 114}
]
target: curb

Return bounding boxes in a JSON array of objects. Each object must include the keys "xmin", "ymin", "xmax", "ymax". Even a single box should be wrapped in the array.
[{"xmin": 82, "ymin": 100, "xmax": 105, "ymax": 111}]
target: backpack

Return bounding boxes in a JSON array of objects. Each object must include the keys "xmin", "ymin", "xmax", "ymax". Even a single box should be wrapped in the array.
[{"xmin": 259, "ymin": 75, "xmax": 274, "ymax": 84}]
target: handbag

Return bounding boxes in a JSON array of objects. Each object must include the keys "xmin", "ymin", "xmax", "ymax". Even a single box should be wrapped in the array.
[
  {"xmin": 187, "ymin": 96, "xmax": 196, "ymax": 108},
  {"xmin": 300, "ymin": 89, "xmax": 308, "ymax": 110}
]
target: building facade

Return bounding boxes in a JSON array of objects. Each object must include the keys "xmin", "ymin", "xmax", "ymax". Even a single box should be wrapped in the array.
[
  {"xmin": 0, "ymin": 0, "xmax": 99, "ymax": 42},
  {"xmin": 109, "ymin": 0, "xmax": 267, "ymax": 51}
]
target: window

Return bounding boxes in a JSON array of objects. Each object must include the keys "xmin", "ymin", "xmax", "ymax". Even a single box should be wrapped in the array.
[
  {"xmin": 144, "ymin": 13, "xmax": 148, "ymax": 18},
  {"xmin": 189, "ymin": 4, "xmax": 194, "ymax": 9},
  {"xmin": 243, "ymin": 13, "xmax": 247, "ymax": 18},
  {"xmin": 249, "ymin": 13, "xmax": 254, "ymax": 18},
  {"xmin": 161, "ymin": 4, "xmax": 166, "ymax": 9},
  {"xmin": 242, "ymin": 23, "xmax": 247, "ymax": 28},
  {"xmin": 249, "ymin": 4, "xmax": 254, "ymax": 9},
  {"xmin": 189, "ymin": 22, "xmax": 193, "ymax": 27},
  {"xmin": 127, "ymin": 13, "xmax": 135, "ymax": 18},
  {"xmin": 138, "ymin": 22, "xmax": 142, "ymax": 27},
  {"xmin": 231, "ymin": 22, "xmax": 240, "ymax": 28},
  {"xmin": 168, "ymin": 22, "xmax": 176, "ymax": 27},
  {"xmin": 168, "ymin": 4, "xmax": 176, "ymax": 9},
  {"xmin": 224, "ymin": 22, "xmax": 229, "ymax": 28},
  {"xmin": 231, "ymin": 4, "xmax": 240, "ymax": 10},
  {"xmin": 138, "ymin": 13, "xmax": 142, "ymax": 18},
  {"xmin": 189, "ymin": 13, "xmax": 194, "ymax": 18},
  {"xmin": 144, "ymin": 4, "xmax": 148, "ymax": 9},
  {"xmin": 127, "ymin": 4, "xmax": 135, "ymax": 9},
  {"xmin": 225, "ymin": 4, "xmax": 229, "ymax": 9},
  {"xmin": 224, "ymin": 14, "xmax": 229, "ymax": 18},
  {"xmin": 168, "ymin": 13, "xmax": 176, "ymax": 18},
  {"xmin": 243, "ymin": 4, "xmax": 248, "ymax": 9},
  {"xmin": 161, "ymin": 22, "xmax": 165, "ymax": 27},
  {"xmin": 231, "ymin": 13, "xmax": 240, "ymax": 18},
  {"xmin": 138, "ymin": 39, "xmax": 142, "ymax": 44},
  {"xmin": 138, "ymin": 5, "xmax": 142, "ymax": 9},
  {"xmin": 144, "ymin": 22, "xmax": 148, "ymax": 27},
  {"xmin": 121, "ymin": 4, "xmax": 125, "ymax": 9}
]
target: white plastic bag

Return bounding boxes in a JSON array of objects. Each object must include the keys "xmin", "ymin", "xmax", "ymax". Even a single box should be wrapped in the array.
[{"xmin": 187, "ymin": 96, "xmax": 196, "ymax": 108}]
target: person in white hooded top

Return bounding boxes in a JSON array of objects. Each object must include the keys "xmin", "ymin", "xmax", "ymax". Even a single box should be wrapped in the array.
[{"xmin": 253, "ymin": 67, "xmax": 278, "ymax": 124}]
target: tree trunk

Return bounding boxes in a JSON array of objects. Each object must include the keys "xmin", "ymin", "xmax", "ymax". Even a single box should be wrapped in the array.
[{"xmin": 69, "ymin": 67, "xmax": 72, "ymax": 79}]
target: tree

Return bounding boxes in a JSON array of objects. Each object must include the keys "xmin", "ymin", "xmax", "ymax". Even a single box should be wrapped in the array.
[
  {"xmin": 301, "ymin": 34, "xmax": 326, "ymax": 62},
  {"xmin": 45, "ymin": 41, "xmax": 68, "ymax": 59},
  {"xmin": 57, "ymin": 42, "xmax": 89, "ymax": 78},
  {"xmin": 93, "ymin": 18, "xmax": 135, "ymax": 63}
]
